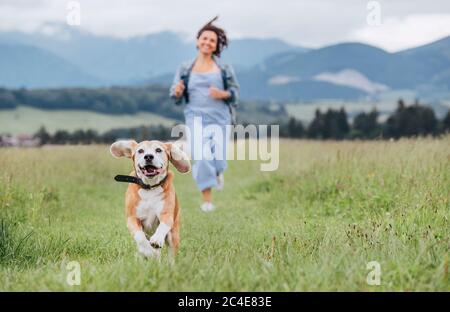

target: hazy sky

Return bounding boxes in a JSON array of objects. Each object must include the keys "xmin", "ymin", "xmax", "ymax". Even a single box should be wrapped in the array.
[{"xmin": 1, "ymin": 0, "xmax": 450, "ymax": 52}]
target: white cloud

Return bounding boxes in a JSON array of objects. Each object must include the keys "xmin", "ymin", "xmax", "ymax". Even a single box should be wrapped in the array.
[
  {"xmin": 0, "ymin": 0, "xmax": 64, "ymax": 33},
  {"xmin": 0, "ymin": 0, "xmax": 449, "ymax": 51},
  {"xmin": 348, "ymin": 14, "xmax": 450, "ymax": 52}
]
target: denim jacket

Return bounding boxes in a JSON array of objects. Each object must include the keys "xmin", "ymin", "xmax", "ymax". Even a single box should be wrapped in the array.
[{"xmin": 169, "ymin": 56, "xmax": 240, "ymax": 124}]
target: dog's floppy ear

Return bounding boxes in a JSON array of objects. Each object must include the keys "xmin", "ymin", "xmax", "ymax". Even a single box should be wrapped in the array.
[
  {"xmin": 110, "ymin": 140, "xmax": 138, "ymax": 158},
  {"xmin": 165, "ymin": 142, "xmax": 191, "ymax": 173}
]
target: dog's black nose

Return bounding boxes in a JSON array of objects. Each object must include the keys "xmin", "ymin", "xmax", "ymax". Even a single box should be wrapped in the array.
[{"xmin": 144, "ymin": 154, "xmax": 154, "ymax": 161}]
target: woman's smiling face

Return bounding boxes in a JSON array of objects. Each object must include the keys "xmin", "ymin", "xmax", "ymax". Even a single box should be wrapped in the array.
[{"xmin": 197, "ymin": 30, "xmax": 218, "ymax": 56}]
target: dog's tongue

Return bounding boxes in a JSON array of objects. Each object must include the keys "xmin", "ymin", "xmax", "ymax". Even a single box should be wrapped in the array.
[
  {"xmin": 145, "ymin": 166, "xmax": 161, "ymax": 175},
  {"xmin": 150, "ymin": 167, "xmax": 161, "ymax": 174}
]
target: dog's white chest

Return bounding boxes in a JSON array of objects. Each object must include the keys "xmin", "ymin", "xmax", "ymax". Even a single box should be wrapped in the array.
[{"xmin": 136, "ymin": 187, "xmax": 164, "ymax": 228}]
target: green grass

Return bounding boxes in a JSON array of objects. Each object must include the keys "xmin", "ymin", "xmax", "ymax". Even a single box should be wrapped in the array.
[
  {"xmin": 0, "ymin": 138, "xmax": 449, "ymax": 291},
  {"xmin": 0, "ymin": 106, "xmax": 177, "ymax": 135}
]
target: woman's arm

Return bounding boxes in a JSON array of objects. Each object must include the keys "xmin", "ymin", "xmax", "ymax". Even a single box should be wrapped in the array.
[
  {"xmin": 209, "ymin": 87, "xmax": 231, "ymax": 100},
  {"xmin": 223, "ymin": 64, "xmax": 240, "ymax": 107},
  {"xmin": 169, "ymin": 64, "xmax": 185, "ymax": 105}
]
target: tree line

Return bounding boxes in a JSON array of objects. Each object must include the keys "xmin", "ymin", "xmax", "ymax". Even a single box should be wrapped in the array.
[
  {"xmin": 0, "ymin": 86, "xmax": 184, "ymax": 119},
  {"xmin": 30, "ymin": 99, "xmax": 450, "ymax": 145},
  {"xmin": 33, "ymin": 124, "xmax": 175, "ymax": 145},
  {"xmin": 278, "ymin": 99, "xmax": 450, "ymax": 139},
  {"xmin": 0, "ymin": 86, "xmax": 288, "ymax": 124}
]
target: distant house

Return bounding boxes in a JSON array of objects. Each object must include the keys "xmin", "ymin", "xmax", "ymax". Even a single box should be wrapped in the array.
[{"xmin": 0, "ymin": 134, "xmax": 40, "ymax": 147}]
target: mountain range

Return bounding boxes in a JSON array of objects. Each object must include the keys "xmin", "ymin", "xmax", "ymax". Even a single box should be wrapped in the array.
[
  {"xmin": 237, "ymin": 38, "xmax": 450, "ymax": 101},
  {"xmin": 0, "ymin": 23, "xmax": 449, "ymax": 102}
]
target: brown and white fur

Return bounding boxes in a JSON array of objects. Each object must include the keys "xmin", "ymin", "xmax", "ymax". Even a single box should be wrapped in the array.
[{"xmin": 110, "ymin": 140, "xmax": 190, "ymax": 259}]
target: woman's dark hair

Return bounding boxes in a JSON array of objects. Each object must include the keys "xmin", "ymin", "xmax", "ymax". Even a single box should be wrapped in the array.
[{"xmin": 196, "ymin": 16, "xmax": 228, "ymax": 57}]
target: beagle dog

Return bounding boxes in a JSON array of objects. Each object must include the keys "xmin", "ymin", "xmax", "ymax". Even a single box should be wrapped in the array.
[{"xmin": 110, "ymin": 140, "xmax": 190, "ymax": 259}]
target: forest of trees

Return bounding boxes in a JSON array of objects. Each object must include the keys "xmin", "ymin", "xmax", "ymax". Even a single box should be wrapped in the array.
[
  {"xmin": 33, "ymin": 124, "xmax": 174, "ymax": 145},
  {"xmin": 0, "ymin": 86, "xmax": 183, "ymax": 119},
  {"xmin": 278, "ymin": 99, "xmax": 450, "ymax": 140},
  {"xmin": 31, "ymin": 99, "xmax": 450, "ymax": 145},
  {"xmin": 0, "ymin": 86, "xmax": 288, "ymax": 124}
]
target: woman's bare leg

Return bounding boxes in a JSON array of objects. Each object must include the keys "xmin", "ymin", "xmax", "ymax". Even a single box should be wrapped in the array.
[{"xmin": 202, "ymin": 188, "xmax": 212, "ymax": 203}]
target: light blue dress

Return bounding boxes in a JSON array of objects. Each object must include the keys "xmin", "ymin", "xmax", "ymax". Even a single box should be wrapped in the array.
[{"xmin": 184, "ymin": 71, "xmax": 232, "ymax": 191}]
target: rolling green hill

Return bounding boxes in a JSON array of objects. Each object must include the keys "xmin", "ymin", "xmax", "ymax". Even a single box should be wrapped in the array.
[{"xmin": 0, "ymin": 106, "xmax": 177, "ymax": 135}]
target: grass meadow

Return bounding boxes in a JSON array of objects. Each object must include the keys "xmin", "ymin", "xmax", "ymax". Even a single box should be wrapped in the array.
[{"xmin": 0, "ymin": 138, "xmax": 449, "ymax": 291}]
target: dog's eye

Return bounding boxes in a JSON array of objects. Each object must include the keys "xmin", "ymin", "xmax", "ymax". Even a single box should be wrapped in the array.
[
  {"xmin": 155, "ymin": 148, "xmax": 162, "ymax": 153},
  {"xmin": 138, "ymin": 149, "xmax": 144, "ymax": 154}
]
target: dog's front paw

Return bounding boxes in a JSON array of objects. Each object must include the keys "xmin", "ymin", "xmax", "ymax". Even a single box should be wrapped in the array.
[
  {"xmin": 149, "ymin": 233, "xmax": 165, "ymax": 249},
  {"xmin": 135, "ymin": 231, "xmax": 159, "ymax": 258},
  {"xmin": 137, "ymin": 241, "xmax": 161, "ymax": 259}
]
